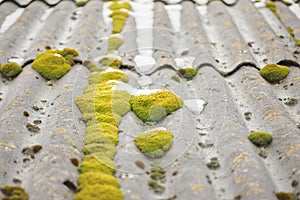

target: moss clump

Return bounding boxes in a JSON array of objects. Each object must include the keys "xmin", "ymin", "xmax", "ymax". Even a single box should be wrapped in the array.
[
  {"xmin": 177, "ymin": 67, "xmax": 197, "ymax": 80},
  {"xmin": 99, "ymin": 57, "xmax": 122, "ymax": 68},
  {"xmin": 130, "ymin": 90, "xmax": 183, "ymax": 123},
  {"xmin": 286, "ymin": 26, "xmax": 300, "ymax": 47},
  {"xmin": 259, "ymin": 64, "xmax": 290, "ymax": 83},
  {"xmin": 74, "ymin": 185, "xmax": 123, "ymax": 200},
  {"xmin": 31, "ymin": 48, "xmax": 79, "ymax": 80},
  {"xmin": 108, "ymin": 35, "xmax": 124, "ymax": 52},
  {"xmin": 0, "ymin": 186, "xmax": 29, "ymax": 200},
  {"xmin": 109, "ymin": 10, "xmax": 129, "ymax": 18},
  {"xmin": 89, "ymin": 71, "xmax": 129, "ymax": 84},
  {"xmin": 76, "ymin": 90, "xmax": 131, "ymax": 117},
  {"xmin": 148, "ymin": 180, "xmax": 165, "ymax": 194},
  {"xmin": 112, "ymin": 15, "xmax": 127, "ymax": 34},
  {"xmin": 275, "ymin": 192, "xmax": 295, "ymax": 200},
  {"xmin": 248, "ymin": 131, "xmax": 273, "ymax": 147},
  {"xmin": 75, "ymin": 0, "xmax": 89, "ymax": 7},
  {"xmin": 81, "ymin": 113, "xmax": 122, "ymax": 127},
  {"xmin": 83, "ymin": 143, "xmax": 117, "ymax": 158},
  {"xmin": 0, "ymin": 62, "xmax": 22, "ymax": 78},
  {"xmin": 134, "ymin": 130, "xmax": 173, "ymax": 158},
  {"xmin": 78, "ymin": 172, "xmax": 120, "ymax": 190},
  {"xmin": 109, "ymin": 1, "xmax": 132, "ymax": 10},
  {"xmin": 86, "ymin": 123, "xmax": 119, "ymax": 145},
  {"xmin": 78, "ymin": 153, "xmax": 115, "ymax": 175},
  {"xmin": 266, "ymin": 1, "xmax": 280, "ymax": 19}
]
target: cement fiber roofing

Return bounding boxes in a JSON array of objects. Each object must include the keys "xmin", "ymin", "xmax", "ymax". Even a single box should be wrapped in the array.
[{"xmin": 0, "ymin": 0, "xmax": 300, "ymax": 199}]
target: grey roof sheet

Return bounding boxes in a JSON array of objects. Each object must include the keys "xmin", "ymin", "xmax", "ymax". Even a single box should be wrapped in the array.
[{"xmin": 0, "ymin": 0, "xmax": 300, "ymax": 199}]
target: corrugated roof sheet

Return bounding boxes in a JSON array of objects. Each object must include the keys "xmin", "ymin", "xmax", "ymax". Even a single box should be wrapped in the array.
[{"xmin": 0, "ymin": 0, "xmax": 300, "ymax": 199}]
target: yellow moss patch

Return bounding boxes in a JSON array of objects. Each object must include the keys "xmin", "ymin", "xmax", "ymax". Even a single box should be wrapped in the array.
[
  {"xmin": 78, "ymin": 172, "xmax": 120, "ymax": 190},
  {"xmin": 248, "ymin": 131, "xmax": 273, "ymax": 147},
  {"xmin": 0, "ymin": 186, "xmax": 29, "ymax": 200},
  {"xmin": 82, "ymin": 143, "xmax": 117, "ymax": 158},
  {"xmin": 86, "ymin": 123, "xmax": 119, "ymax": 145},
  {"xmin": 78, "ymin": 153, "xmax": 116, "ymax": 175},
  {"xmin": 99, "ymin": 56, "xmax": 122, "ymax": 68},
  {"xmin": 260, "ymin": 64, "xmax": 290, "ymax": 84},
  {"xmin": 130, "ymin": 90, "xmax": 183, "ymax": 123},
  {"xmin": 81, "ymin": 113, "xmax": 122, "ymax": 127},
  {"xmin": 108, "ymin": 35, "xmax": 124, "ymax": 52},
  {"xmin": 74, "ymin": 184, "xmax": 123, "ymax": 200},
  {"xmin": 89, "ymin": 71, "xmax": 129, "ymax": 84},
  {"xmin": 109, "ymin": 1, "xmax": 131, "ymax": 10},
  {"xmin": 31, "ymin": 48, "xmax": 78, "ymax": 80},
  {"xmin": 0, "ymin": 62, "xmax": 22, "ymax": 78},
  {"xmin": 265, "ymin": 1, "xmax": 280, "ymax": 19},
  {"xmin": 134, "ymin": 130, "xmax": 173, "ymax": 158}
]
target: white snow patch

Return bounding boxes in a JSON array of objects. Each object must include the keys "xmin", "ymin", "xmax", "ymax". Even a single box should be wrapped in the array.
[
  {"xmin": 165, "ymin": 5, "xmax": 182, "ymax": 32},
  {"xmin": 289, "ymin": 4, "xmax": 300, "ymax": 20},
  {"xmin": 0, "ymin": 8, "xmax": 24, "ymax": 34},
  {"xmin": 132, "ymin": 89, "xmax": 163, "ymax": 96},
  {"xmin": 103, "ymin": 1, "xmax": 113, "ymax": 25},
  {"xmin": 175, "ymin": 57, "xmax": 195, "ymax": 68},
  {"xmin": 184, "ymin": 99, "xmax": 206, "ymax": 115}
]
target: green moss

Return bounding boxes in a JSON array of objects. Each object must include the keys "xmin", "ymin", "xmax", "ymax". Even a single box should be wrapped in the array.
[
  {"xmin": 74, "ymin": 185, "xmax": 123, "ymax": 200},
  {"xmin": 266, "ymin": 1, "xmax": 280, "ymax": 20},
  {"xmin": 259, "ymin": 64, "xmax": 290, "ymax": 83},
  {"xmin": 108, "ymin": 35, "xmax": 124, "ymax": 52},
  {"xmin": 86, "ymin": 123, "xmax": 119, "ymax": 145},
  {"xmin": 31, "ymin": 48, "xmax": 79, "ymax": 80},
  {"xmin": 99, "ymin": 57, "xmax": 122, "ymax": 68},
  {"xmin": 248, "ymin": 131, "xmax": 273, "ymax": 147},
  {"xmin": 0, "ymin": 186, "xmax": 29, "ymax": 200},
  {"xmin": 0, "ymin": 62, "xmax": 23, "ymax": 78},
  {"xmin": 134, "ymin": 130, "xmax": 173, "ymax": 158},
  {"xmin": 75, "ymin": 0, "xmax": 89, "ymax": 7},
  {"xmin": 82, "ymin": 143, "xmax": 117, "ymax": 158},
  {"xmin": 78, "ymin": 153, "xmax": 116, "ymax": 175},
  {"xmin": 89, "ymin": 71, "xmax": 129, "ymax": 84},
  {"xmin": 275, "ymin": 192, "xmax": 295, "ymax": 200},
  {"xmin": 109, "ymin": 1, "xmax": 131, "ymax": 10},
  {"xmin": 109, "ymin": 10, "xmax": 129, "ymax": 18},
  {"xmin": 177, "ymin": 67, "xmax": 197, "ymax": 80},
  {"xmin": 130, "ymin": 90, "xmax": 183, "ymax": 123},
  {"xmin": 78, "ymin": 172, "xmax": 120, "ymax": 190}
]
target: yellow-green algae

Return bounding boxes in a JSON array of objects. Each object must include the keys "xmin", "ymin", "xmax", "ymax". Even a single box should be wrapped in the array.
[
  {"xmin": 275, "ymin": 192, "xmax": 295, "ymax": 200},
  {"xmin": 109, "ymin": 1, "xmax": 131, "ymax": 34},
  {"xmin": 130, "ymin": 90, "xmax": 183, "ymax": 123},
  {"xmin": 78, "ymin": 172, "xmax": 120, "ymax": 189},
  {"xmin": 78, "ymin": 153, "xmax": 116, "ymax": 175},
  {"xmin": 75, "ymin": 0, "xmax": 89, "ymax": 7},
  {"xmin": 74, "ymin": 185, "xmax": 123, "ymax": 200},
  {"xmin": 260, "ymin": 64, "xmax": 290, "ymax": 84},
  {"xmin": 248, "ymin": 131, "xmax": 273, "ymax": 147},
  {"xmin": 108, "ymin": 35, "xmax": 124, "ymax": 52},
  {"xmin": 0, "ymin": 186, "xmax": 29, "ymax": 200},
  {"xmin": 0, "ymin": 62, "xmax": 22, "ymax": 78},
  {"xmin": 134, "ymin": 130, "xmax": 174, "ymax": 158},
  {"xmin": 177, "ymin": 67, "xmax": 197, "ymax": 80},
  {"xmin": 31, "ymin": 48, "xmax": 78, "ymax": 80}
]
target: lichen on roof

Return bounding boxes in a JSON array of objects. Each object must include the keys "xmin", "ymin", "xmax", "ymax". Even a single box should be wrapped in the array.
[
  {"xmin": 134, "ymin": 130, "xmax": 174, "ymax": 158},
  {"xmin": 248, "ymin": 131, "xmax": 273, "ymax": 147},
  {"xmin": 0, "ymin": 186, "xmax": 29, "ymax": 200},
  {"xmin": 177, "ymin": 67, "xmax": 197, "ymax": 80}
]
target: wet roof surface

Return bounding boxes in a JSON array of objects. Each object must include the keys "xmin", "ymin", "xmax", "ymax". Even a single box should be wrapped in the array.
[{"xmin": 0, "ymin": 0, "xmax": 300, "ymax": 199}]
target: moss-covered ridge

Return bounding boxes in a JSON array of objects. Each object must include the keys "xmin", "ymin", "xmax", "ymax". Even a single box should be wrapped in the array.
[
  {"xmin": 130, "ymin": 90, "xmax": 183, "ymax": 123},
  {"xmin": 31, "ymin": 48, "xmax": 79, "ymax": 80},
  {"xmin": 0, "ymin": 186, "xmax": 29, "ymax": 200},
  {"xmin": 109, "ymin": 0, "xmax": 132, "ymax": 34},
  {"xmin": 75, "ymin": 62, "xmax": 129, "ymax": 199}
]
